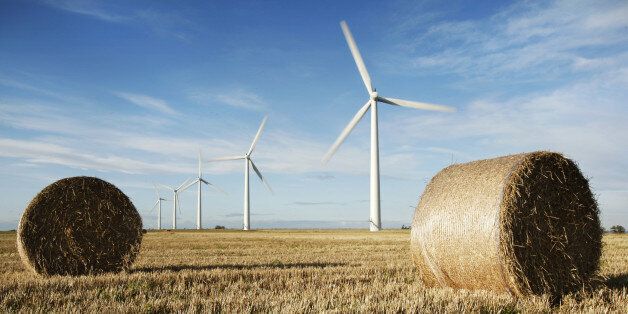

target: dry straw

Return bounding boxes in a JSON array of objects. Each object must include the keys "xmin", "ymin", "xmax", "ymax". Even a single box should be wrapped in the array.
[
  {"xmin": 17, "ymin": 176, "xmax": 143, "ymax": 276},
  {"xmin": 410, "ymin": 151, "xmax": 602, "ymax": 298}
]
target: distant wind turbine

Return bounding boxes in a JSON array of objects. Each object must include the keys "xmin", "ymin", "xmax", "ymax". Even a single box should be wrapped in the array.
[
  {"xmin": 158, "ymin": 178, "xmax": 194, "ymax": 229},
  {"xmin": 180, "ymin": 150, "xmax": 225, "ymax": 229},
  {"xmin": 207, "ymin": 116, "xmax": 273, "ymax": 230},
  {"xmin": 322, "ymin": 21, "xmax": 455, "ymax": 231},
  {"xmin": 151, "ymin": 183, "xmax": 168, "ymax": 229}
]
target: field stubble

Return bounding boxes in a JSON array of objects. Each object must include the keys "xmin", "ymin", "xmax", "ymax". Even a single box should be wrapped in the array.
[{"xmin": 0, "ymin": 230, "xmax": 626, "ymax": 312}]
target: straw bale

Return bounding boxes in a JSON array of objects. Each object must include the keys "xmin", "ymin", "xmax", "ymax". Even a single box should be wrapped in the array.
[
  {"xmin": 410, "ymin": 151, "xmax": 602, "ymax": 298},
  {"xmin": 17, "ymin": 176, "xmax": 143, "ymax": 276}
]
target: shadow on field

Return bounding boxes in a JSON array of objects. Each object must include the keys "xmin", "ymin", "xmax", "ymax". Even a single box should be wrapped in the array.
[
  {"xmin": 132, "ymin": 262, "xmax": 348, "ymax": 273},
  {"xmin": 547, "ymin": 274, "xmax": 628, "ymax": 308},
  {"xmin": 606, "ymin": 273, "xmax": 628, "ymax": 290}
]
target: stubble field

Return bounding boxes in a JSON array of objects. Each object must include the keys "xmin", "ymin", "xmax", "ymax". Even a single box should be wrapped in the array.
[{"xmin": 0, "ymin": 229, "xmax": 626, "ymax": 312}]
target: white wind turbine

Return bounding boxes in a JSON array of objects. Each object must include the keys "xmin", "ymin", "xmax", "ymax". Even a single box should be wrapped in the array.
[
  {"xmin": 179, "ymin": 150, "xmax": 225, "ymax": 230},
  {"xmin": 207, "ymin": 116, "xmax": 273, "ymax": 231},
  {"xmin": 323, "ymin": 21, "xmax": 455, "ymax": 231},
  {"xmin": 151, "ymin": 184, "xmax": 168, "ymax": 230},
  {"xmin": 158, "ymin": 178, "xmax": 194, "ymax": 229}
]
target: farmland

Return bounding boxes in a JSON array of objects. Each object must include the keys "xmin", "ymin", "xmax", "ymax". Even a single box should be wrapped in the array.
[{"xmin": 0, "ymin": 230, "xmax": 626, "ymax": 312}]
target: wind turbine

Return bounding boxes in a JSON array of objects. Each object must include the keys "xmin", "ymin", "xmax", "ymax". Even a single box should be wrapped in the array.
[
  {"xmin": 158, "ymin": 178, "xmax": 194, "ymax": 229},
  {"xmin": 180, "ymin": 150, "xmax": 225, "ymax": 230},
  {"xmin": 207, "ymin": 116, "xmax": 273, "ymax": 231},
  {"xmin": 322, "ymin": 21, "xmax": 455, "ymax": 231},
  {"xmin": 151, "ymin": 184, "xmax": 168, "ymax": 229}
]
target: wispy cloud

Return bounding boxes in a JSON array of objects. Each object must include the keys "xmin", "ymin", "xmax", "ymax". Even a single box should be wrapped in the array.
[
  {"xmin": 0, "ymin": 138, "xmax": 187, "ymax": 174},
  {"xmin": 0, "ymin": 75, "xmax": 95, "ymax": 105},
  {"xmin": 189, "ymin": 88, "xmax": 267, "ymax": 111},
  {"xmin": 393, "ymin": 0, "xmax": 628, "ymax": 81},
  {"xmin": 42, "ymin": 0, "xmax": 194, "ymax": 40},
  {"xmin": 0, "ymin": 82, "xmax": 372, "ymax": 177},
  {"xmin": 383, "ymin": 67, "xmax": 628, "ymax": 190},
  {"xmin": 114, "ymin": 92, "xmax": 177, "ymax": 115},
  {"xmin": 43, "ymin": 0, "xmax": 126, "ymax": 22}
]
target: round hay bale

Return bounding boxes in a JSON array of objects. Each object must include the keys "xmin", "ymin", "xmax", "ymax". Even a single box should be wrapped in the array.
[
  {"xmin": 410, "ymin": 151, "xmax": 602, "ymax": 298},
  {"xmin": 17, "ymin": 176, "xmax": 143, "ymax": 276}
]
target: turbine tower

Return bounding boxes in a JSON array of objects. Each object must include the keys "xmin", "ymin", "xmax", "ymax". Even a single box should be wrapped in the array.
[
  {"xmin": 207, "ymin": 116, "xmax": 273, "ymax": 230},
  {"xmin": 159, "ymin": 178, "xmax": 193, "ymax": 229},
  {"xmin": 181, "ymin": 150, "xmax": 225, "ymax": 230},
  {"xmin": 151, "ymin": 184, "xmax": 168, "ymax": 229},
  {"xmin": 323, "ymin": 21, "xmax": 455, "ymax": 231}
]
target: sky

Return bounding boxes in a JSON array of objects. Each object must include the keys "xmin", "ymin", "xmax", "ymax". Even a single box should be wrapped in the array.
[{"xmin": 0, "ymin": 0, "xmax": 626, "ymax": 230}]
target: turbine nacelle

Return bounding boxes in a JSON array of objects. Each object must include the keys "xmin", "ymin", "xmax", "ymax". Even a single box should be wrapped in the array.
[{"xmin": 370, "ymin": 91, "xmax": 378, "ymax": 100}]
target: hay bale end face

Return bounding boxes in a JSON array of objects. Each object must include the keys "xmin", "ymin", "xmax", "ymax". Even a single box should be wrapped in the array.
[
  {"xmin": 17, "ymin": 176, "xmax": 143, "ymax": 276},
  {"xmin": 410, "ymin": 151, "xmax": 602, "ymax": 298}
]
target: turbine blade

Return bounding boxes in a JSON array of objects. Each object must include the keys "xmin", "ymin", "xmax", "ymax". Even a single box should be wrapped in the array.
[
  {"xmin": 157, "ymin": 183, "xmax": 174, "ymax": 191},
  {"xmin": 180, "ymin": 178, "xmax": 197, "ymax": 192},
  {"xmin": 177, "ymin": 178, "xmax": 194, "ymax": 190},
  {"xmin": 247, "ymin": 115, "xmax": 268, "ymax": 156},
  {"xmin": 152, "ymin": 200, "xmax": 159, "ymax": 211},
  {"xmin": 322, "ymin": 100, "xmax": 371, "ymax": 164},
  {"xmin": 340, "ymin": 21, "xmax": 373, "ymax": 93},
  {"xmin": 153, "ymin": 183, "xmax": 160, "ymax": 199},
  {"xmin": 206, "ymin": 156, "xmax": 245, "ymax": 162},
  {"xmin": 202, "ymin": 178, "xmax": 228, "ymax": 195},
  {"xmin": 250, "ymin": 160, "xmax": 273, "ymax": 194},
  {"xmin": 378, "ymin": 96, "xmax": 455, "ymax": 112}
]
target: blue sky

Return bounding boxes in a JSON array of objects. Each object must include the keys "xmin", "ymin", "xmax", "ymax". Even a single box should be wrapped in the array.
[{"xmin": 0, "ymin": 0, "xmax": 626, "ymax": 230}]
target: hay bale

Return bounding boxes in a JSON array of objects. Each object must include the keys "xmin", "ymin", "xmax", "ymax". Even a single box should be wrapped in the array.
[
  {"xmin": 17, "ymin": 176, "xmax": 143, "ymax": 276},
  {"xmin": 410, "ymin": 151, "xmax": 602, "ymax": 298}
]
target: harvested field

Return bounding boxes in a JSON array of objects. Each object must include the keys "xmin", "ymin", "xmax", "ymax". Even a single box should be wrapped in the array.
[{"xmin": 0, "ymin": 230, "xmax": 626, "ymax": 312}]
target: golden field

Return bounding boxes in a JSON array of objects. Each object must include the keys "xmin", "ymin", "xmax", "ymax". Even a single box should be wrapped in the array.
[{"xmin": 0, "ymin": 230, "xmax": 626, "ymax": 313}]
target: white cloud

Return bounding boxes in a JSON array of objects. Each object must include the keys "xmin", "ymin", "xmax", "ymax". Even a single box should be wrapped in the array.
[
  {"xmin": 384, "ymin": 67, "xmax": 628, "ymax": 190},
  {"xmin": 0, "ymin": 138, "xmax": 187, "ymax": 174},
  {"xmin": 43, "ymin": 0, "xmax": 127, "ymax": 22},
  {"xmin": 114, "ymin": 92, "xmax": 177, "ymax": 115},
  {"xmin": 42, "ymin": 0, "xmax": 194, "ymax": 40},
  {"xmin": 0, "ymin": 75, "xmax": 96, "ymax": 105},
  {"xmin": 0, "ymin": 89, "xmax": 373, "ymax": 177},
  {"xmin": 189, "ymin": 88, "xmax": 267, "ymax": 111},
  {"xmin": 397, "ymin": 0, "xmax": 628, "ymax": 80}
]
